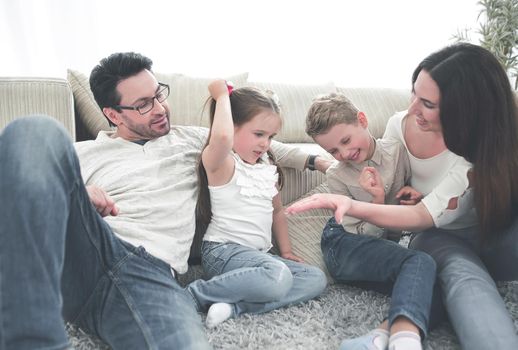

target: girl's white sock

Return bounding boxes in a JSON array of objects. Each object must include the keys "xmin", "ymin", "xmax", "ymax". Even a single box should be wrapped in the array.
[
  {"xmin": 339, "ymin": 328, "xmax": 389, "ymax": 350},
  {"xmin": 206, "ymin": 302, "xmax": 233, "ymax": 329},
  {"xmin": 388, "ymin": 331, "xmax": 422, "ymax": 350}
]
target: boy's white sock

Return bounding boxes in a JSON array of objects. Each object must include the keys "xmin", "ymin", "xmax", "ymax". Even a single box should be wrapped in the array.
[
  {"xmin": 206, "ymin": 303, "xmax": 233, "ymax": 329},
  {"xmin": 388, "ymin": 331, "xmax": 422, "ymax": 350},
  {"xmin": 339, "ymin": 328, "xmax": 389, "ymax": 350}
]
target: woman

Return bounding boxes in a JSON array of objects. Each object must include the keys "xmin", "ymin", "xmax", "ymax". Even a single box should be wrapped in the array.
[{"xmin": 287, "ymin": 43, "xmax": 518, "ymax": 350}]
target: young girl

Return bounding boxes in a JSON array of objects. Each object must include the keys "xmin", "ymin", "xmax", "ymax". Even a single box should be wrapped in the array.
[{"xmin": 189, "ymin": 80, "xmax": 326, "ymax": 328}]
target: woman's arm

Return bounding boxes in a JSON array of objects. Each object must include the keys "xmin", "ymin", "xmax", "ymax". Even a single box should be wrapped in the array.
[
  {"xmin": 272, "ymin": 193, "xmax": 304, "ymax": 262},
  {"xmin": 286, "ymin": 193, "xmax": 435, "ymax": 232}
]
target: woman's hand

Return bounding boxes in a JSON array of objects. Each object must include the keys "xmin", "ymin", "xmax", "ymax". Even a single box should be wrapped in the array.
[
  {"xmin": 396, "ymin": 186, "xmax": 423, "ymax": 205},
  {"xmin": 285, "ymin": 193, "xmax": 352, "ymax": 224},
  {"xmin": 358, "ymin": 166, "xmax": 385, "ymax": 204}
]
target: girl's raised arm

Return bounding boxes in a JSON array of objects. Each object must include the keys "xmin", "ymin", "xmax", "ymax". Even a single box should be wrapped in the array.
[{"xmin": 202, "ymin": 80, "xmax": 235, "ymax": 179}]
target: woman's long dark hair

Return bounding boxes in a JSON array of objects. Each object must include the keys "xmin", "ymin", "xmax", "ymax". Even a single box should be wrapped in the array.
[
  {"xmin": 195, "ymin": 87, "xmax": 284, "ymax": 237},
  {"xmin": 413, "ymin": 43, "xmax": 518, "ymax": 239}
]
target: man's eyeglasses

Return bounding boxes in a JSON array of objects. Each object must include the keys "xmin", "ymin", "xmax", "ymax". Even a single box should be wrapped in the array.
[{"xmin": 114, "ymin": 83, "xmax": 170, "ymax": 115}]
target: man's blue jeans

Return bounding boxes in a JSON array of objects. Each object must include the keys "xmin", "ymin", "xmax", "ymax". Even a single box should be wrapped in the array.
[
  {"xmin": 410, "ymin": 224, "xmax": 518, "ymax": 350},
  {"xmin": 188, "ymin": 241, "xmax": 327, "ymax": 316},
  {"xmin": 0, "ymin": 116, "xmax": 211, "ymax": 350},
  {"xmin": 321, "ymin": 218, "xmax": 436, "ymax": 337}
]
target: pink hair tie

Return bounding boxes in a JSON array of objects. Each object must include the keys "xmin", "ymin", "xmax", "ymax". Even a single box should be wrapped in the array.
[{"xmin": 226, "ymin": 81, "xmax": 234, "ymax": 95}]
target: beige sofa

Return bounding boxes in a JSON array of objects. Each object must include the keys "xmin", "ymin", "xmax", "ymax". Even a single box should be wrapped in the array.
[{"xmin": 0, "ymin": 71, "xmax": 411, "ymax": 279}]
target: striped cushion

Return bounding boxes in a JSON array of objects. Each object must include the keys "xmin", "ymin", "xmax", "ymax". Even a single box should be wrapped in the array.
[
  {"xmin": 67, "ymin": 69, "xmax": 109, "ymax": 138},
  {"xmin": 0, "ymin": 77, "xmax": 75, "ymax": 139}
]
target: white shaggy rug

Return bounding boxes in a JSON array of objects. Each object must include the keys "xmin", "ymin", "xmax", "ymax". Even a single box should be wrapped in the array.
[{"xmin": 66, "ymin": 280, "xmax": 518, "ymax": 350}]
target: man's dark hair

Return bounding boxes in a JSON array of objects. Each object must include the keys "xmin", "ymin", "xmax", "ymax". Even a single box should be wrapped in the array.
[{"xmin": 89, "ymin": 52, "xmax": 153, "ymax": 126}]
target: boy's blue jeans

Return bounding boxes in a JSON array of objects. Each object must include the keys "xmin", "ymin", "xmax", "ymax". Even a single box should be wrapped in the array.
[
  {"xmin": 321, "ymin": 218, "xmax": 436, "ymax": 337},
  {"xmin": 188, "ymin": 241, "xmax": 327, "ymax": 316},
  {"xmin": 0, "ymin": 116, "xmax": 211, "ymax": 350}
]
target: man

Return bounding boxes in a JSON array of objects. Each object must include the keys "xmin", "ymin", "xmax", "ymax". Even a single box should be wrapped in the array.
[{"xmin": 0, "ymin": 52, "xmax": 330, "ymax": 349}]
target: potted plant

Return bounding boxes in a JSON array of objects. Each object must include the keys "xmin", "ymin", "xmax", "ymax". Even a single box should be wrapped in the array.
[{"xmin": 454, "ymin": 0, "xmax": 518, "ymax": 89}]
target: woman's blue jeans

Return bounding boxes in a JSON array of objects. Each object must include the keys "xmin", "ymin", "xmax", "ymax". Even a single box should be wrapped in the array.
[
  {"xmin": 321, "ymin": 218, "xmax": 436, "ymax": 337},
  {"xmin": 410, "ymin": 224, "xmax": 518, "ymax": 350},
  {"xmin": 0, "ymin": 116, "xmax": 211, "ymax": 350},
  {"xmin": 187, "ymin": 240, "xmax": 327, "ymax": 316}
]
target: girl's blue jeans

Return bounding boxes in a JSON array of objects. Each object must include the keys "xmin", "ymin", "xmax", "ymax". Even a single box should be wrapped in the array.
[
  {"xmin": 0, "ymin": 116, "xmax": 211, "ymax": 350},
  {"xmin": 321, "ymin": 218, "xmax": 436, "ymax": 337},
  {"xmin": 188, "ymin": 240, "xmax": 327, "ymax": 317}
]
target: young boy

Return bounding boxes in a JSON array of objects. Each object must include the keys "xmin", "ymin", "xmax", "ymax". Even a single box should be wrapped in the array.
[
  {"xmin": 304, "ymin": 93, "xmax": 435, "ymax": 350},
  {"xmin": 306, "ymin": 93, "xmax": 413, "ymax": 239}
]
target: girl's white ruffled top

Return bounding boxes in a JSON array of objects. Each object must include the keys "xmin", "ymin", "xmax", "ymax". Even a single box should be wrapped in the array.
[{"xmin": 203, "ymin": 152, "xmax": 279, "ymax": 251}]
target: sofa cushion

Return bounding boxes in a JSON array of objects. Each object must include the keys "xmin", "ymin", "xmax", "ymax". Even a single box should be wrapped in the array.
[
  {"xmin": 67, "ymin": 69, "xmax": 248, "ymax": 139},
  {"xmin": 67, "ymin": 69, "xmax": 109, "ymax": 139},
  {"xmin": 249, "ymin": 81, "xmax": 336, "ymax": 143}
]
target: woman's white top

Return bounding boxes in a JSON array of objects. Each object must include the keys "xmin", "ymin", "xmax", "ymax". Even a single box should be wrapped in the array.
[
  {"xmin": 203, "ymin": 152, "xmax": 278, "ymax": 251},
  {"xmin": 383, "ymin": 111, "xmax": 478, "ymax": 229}
]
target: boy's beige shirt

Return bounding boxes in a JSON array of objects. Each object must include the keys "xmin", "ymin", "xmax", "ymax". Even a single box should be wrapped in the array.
[{"xmin": 326, "ymin": 138, "xmax": 411, "ymax": 237}]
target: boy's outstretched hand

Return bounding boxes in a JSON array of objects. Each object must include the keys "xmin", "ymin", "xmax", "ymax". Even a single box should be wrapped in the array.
[{"xmin": 285, "ymin": 193, "xmax": 352, "ymax": 224}]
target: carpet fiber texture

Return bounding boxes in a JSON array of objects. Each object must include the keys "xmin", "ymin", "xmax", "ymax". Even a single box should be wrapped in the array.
[{"xmin": 66, "ymin": 279, "xmax": 518, "ymax": 350}]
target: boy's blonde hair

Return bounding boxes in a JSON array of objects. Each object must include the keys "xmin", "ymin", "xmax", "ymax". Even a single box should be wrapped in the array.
[{"xmin": 305, "ymin": 93, "xmax": 359, "ymax": 137}]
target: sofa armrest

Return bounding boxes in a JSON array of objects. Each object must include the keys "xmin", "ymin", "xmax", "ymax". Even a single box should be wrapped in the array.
[{"xmin": 0, "ymin": 77, "xmax": 75, "ymax": 139}]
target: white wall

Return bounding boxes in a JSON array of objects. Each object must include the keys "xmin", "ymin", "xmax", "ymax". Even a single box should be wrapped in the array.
[{"xmin": 1, "ymin": 0, "xmax": 480, "ymax": 88}]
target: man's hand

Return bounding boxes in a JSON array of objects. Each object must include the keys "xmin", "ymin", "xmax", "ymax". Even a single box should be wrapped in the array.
[
  {"xmin": 396, "ymin": 186, "xmax": 423, "ymax": 205},
  {"xmin": 314, "ymin": 155, "xmax": 334, "ymax": 173},
  {"xmin": 86, "ymin": 185, "xmax": 119, "ymax": 217}
]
